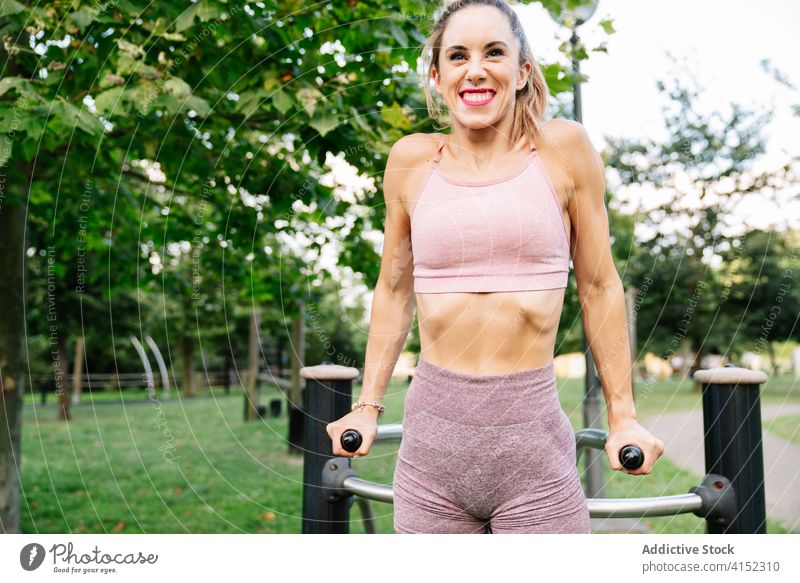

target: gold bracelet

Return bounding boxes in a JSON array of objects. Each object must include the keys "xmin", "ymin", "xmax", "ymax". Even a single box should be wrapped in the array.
[{"xmin": 351, "ymin": 401, "xmax": 385, "ymax": 417}]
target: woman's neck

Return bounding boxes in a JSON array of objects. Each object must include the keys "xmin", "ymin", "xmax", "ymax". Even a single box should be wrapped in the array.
[{"xmin": 444, "ymin": 126, "xmax": 528, "ymax": 171}]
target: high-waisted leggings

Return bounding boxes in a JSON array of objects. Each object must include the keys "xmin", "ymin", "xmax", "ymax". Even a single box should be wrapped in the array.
[{"xmin": 393, "ymin": 357, "xmax": 591, "ymax": 534}]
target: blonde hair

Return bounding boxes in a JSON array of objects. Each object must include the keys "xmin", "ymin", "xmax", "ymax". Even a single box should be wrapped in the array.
[{"xmin": 421, "ymin": 0, "xmax": 549, "ymax": 147}]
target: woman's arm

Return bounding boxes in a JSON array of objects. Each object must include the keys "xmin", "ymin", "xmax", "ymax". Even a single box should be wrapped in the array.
[
  {"xmin": 354, "ymin": 135, "xmax": 420, "ymax": 410},
  {"xmin": 552, "ymin": 119, "xmax": 636, "ymax": 427},
  {"xmin": 549, "ymin": 119, "xmax": 664, "ymax": 474}
]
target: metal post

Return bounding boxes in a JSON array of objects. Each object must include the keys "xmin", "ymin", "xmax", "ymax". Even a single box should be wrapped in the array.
[
  {"xmin": 288, "ymin": 301, "xmax": 306, "ymax": 454},
  {"xmin": 694, "ymin": 365, "xmax": 768, "ymax": 533},
  {"xmin": 130, "ymin": 336, "xmax": 155, "ymax": 396},
  {"xmin": 570, "ymin": 23, "xmax": 605, "ymax": 501},
  {"xmin": 145, "ymin": 336, "xmax": 170, "ymax": 399},
  {"xmin": 300, "ymin": 363, "xmax": 360, "ymax": 534}
]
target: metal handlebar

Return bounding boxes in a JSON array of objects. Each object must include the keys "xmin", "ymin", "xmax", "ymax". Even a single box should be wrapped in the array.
[
  {"xmin": 341, "ymin": 425, "xmax": 645, "ymax": 470},
  {"xmin": 328, "ymin": 424, "xmax": 733, "ymax": 521}
]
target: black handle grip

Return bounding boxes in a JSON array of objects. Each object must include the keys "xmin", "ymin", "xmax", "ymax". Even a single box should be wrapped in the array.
[
  {"xmin": 340, "ymin": 429, "xmax": 363, "ymax": 453},
  {"xmin": 619, "ymin": 444, "xmax": 644, "ymax": 469}
]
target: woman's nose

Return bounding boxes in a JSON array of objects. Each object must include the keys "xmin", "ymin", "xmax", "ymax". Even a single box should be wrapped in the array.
[{"xmin": 465, "ymin": 55, "xmax": 486, "ymax": 81}]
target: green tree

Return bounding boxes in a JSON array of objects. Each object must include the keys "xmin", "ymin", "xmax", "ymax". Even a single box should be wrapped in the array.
[
  {"xmin": 0, "ymin": 0, "xmax": 611, "ymax": 532},
  {"xmin": 605, "ymin": 59, "xmax": 800, "ymax": 377},
  {"xmin": 718, "ymin": 228, "xmax": 800, "ymax": 374}
]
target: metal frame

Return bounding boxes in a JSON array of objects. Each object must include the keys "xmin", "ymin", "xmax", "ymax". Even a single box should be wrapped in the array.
[
  {"xmin": 302, "ymin": 364, "xmax": 766, "ymax": 534},
  {"xmin": 323, "ymin": 425, "xmax": 737, "ymax": 531}
]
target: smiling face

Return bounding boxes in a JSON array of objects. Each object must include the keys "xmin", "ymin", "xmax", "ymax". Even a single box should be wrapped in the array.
[{"xmin": 433, "ymin": 5, "xmax": 531, "ymax": 131}]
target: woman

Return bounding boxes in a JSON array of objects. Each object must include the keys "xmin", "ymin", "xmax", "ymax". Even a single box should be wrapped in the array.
[{"xmin": 326, "ymin": 0, "xmax": 665, "ymax": 534}]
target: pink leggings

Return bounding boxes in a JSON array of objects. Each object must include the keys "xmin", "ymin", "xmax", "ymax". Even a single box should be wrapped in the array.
[{"xmin": 393, "ymin": 357, "xmax": 591, "ymax": 534}]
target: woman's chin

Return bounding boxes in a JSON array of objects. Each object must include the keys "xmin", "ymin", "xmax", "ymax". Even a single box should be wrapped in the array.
[{"xmin": 451, "ymin": 115, "xmax": 496, "ymax": 129}]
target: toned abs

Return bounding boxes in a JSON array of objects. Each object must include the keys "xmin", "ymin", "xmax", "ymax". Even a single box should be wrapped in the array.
[{"xmin": 401, "ymin": 132, "xmax": 574, "ymax": 375}]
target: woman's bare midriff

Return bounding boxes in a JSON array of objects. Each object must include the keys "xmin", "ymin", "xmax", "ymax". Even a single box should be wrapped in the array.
[{"xmin": 403, "ymin": 132, "xmax": 573, "ymax": 376}]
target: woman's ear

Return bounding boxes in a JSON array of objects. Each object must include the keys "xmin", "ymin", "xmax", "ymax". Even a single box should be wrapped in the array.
[{"xmin": 517, "ymin": 61, "xmax": 531, "ymax": 92}]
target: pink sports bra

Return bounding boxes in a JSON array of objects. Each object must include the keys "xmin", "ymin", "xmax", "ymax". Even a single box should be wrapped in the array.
[{"xmin": 410, "ymin": 133, "xmax": 571, "ymax": 294}]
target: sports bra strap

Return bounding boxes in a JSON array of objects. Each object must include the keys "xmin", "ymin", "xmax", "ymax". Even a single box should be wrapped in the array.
[{"xmin": 432, "ymin": 133, "xmax": 447, "ymax": 167}]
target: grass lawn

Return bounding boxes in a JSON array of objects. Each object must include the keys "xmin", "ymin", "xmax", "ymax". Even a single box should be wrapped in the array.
[
  {"xmin": 23, "ymin": 386, "xmax": 239, "ymax": 406},
  {"xmin": 764, "ymin": 414, "xmax": 800, "ymax": 445},
  {"xmin": 20, "ymin": 374, "xmax": 799, "ymax": 534}
]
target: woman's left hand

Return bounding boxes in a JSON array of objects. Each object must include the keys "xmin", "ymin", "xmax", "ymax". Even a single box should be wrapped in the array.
[{"xmin": 604, "ymin": 417, "xmax": 665, "ymax": 475}]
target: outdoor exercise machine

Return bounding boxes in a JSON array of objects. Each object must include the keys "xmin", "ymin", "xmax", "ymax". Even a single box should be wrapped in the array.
[{"xmin": 300, "ymin": 363, "xmax": 767, "ymax": 534}]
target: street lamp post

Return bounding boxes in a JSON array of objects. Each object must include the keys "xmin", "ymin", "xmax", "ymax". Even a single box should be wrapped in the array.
[{"xmin": 547, "ymin": 0, "xmax": 605, "ymax": 500}]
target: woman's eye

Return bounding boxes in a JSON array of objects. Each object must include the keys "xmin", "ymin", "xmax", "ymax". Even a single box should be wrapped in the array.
[{"xmin": 450, "ymin": 49, "xmax": 503, "ymax": 61}]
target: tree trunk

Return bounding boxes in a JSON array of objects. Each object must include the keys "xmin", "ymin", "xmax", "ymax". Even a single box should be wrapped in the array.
[
  {"xmin": 766, "ymin": 341, "xmax": 779, "ymax": 377},
  {"xmin": 71, "ymin": 335, "xmax": 84, "ymax": 405},
  {"xmin": 181, "ymin": 336, "xmax": 196, "ymax": 397},
  {"xmin": 693, "ymin": 339, "xmax": 704, "ymax": 393},
  {"xmin": 290, "ymin": 301, "xmax": 305, "ymax": 409},
  {"xmin": 0, "ymin": 163, "xmax": 28, "ymax": 533},
  {"xmin": 244, "ymin": 310, "xmax": 260, "ymax": 422},
  {"xmin": 55, "ymin": 334, "xmax": 71, "ymax": 421}
]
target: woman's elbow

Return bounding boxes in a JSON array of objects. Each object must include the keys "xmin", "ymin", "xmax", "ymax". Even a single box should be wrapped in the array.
[
  {"xmin": 374, "ymin": 276, "xmax": 415, "ymax": 310},
  {"xmin": 578, "ymin": 273, "xmax": 623, "ymax": 303}
]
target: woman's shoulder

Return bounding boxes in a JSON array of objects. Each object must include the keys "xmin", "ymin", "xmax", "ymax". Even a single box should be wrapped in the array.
[
  {"xmin": 539, "ymin": 118, "xmax": 592, "ymax": 152},
  {"xmin": 539, "ymin": 118, "xmax": 604, "ymax": 198},
  {"xmin": 539, "ymin": 119, "xmax": 600, "ymax": 173},
  {"xmin": 384, "ymin": 133, "xmax": 443, "ymax": 209},
  {"xmin": 389, "ymin": 132, "xmax": 443, "ymax": 167}
]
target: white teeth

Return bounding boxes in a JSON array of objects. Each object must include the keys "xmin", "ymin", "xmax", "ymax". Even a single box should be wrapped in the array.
[{"xmin": 462, "ymin": 92, "xmax": 494, "ymax": 102}]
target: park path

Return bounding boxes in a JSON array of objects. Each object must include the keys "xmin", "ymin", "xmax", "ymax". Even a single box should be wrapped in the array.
[{"xmin": 639, "ymin": 402, "xmax": 800, "ymax": 533}]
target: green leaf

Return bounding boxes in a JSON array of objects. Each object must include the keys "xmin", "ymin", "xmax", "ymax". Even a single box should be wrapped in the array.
[
  {"xmin": 160, "ymin": 30, "xmax": 187, "ymax": 42},
  {"xmin": 261, "ymin": 69, "xmax": 280, "ymax": 91},
  {"xmin": 541, "ymin": 63, "xmax": 573, "ymax": 95},
  {"xmin": 95, "ymin": 87, "xmax": 124, "ymax": 115},
  {"xmin": 349, "ymin": 106, "xmax": 373, "ymax": 135},
  {"xmin": 296, "ymin": 87, "xmax": 324, "ymax": 117},
  {"xmin": 70, "ymin": 7, "xmax": 95, "ymax": 32},
  {"xmin": 164, "ymin": 77, "xmax": 192, "ymax": 99},
  {"xmin": 380, "ymin": 101, "xmax": 412, "ymax": 129},
  {"xmin": 116, "ymin": 0, "xmax": 148, "ymax": 17},
  {"xmin": 0, "ymin": 106, "xmax": 42, "ymax": 137},
  {"xmin": 197, "ymin": 0, "xmax": 222, "ymax": 21},
  {"xmin": 0, "ymin": 138, "xmax": 11, "ymax": 168},
  {"xmin": 174, "ymin": 3, "xmax": 200, "ymax": 33},
  {"xmin": 389, "ymin": 21, "xmax": 408, "ymax": 48},
  {"xmin": 185, "ymin": 95, "xmax": 212, "ymax": 117},
  {"xmin": 599, "ymin": 18, "xmax": 616, "ymax": 34},
  {"xmin": 272, "ymin": 88, "xmax": 293, "ymax": 115},
  {"xmin": 235, "ymin": 89, "xmax": 267, "ymax": 118},
  {"xmin": 54, "ymin": 97, "xmax": 104, "ymax": 136},
  {"xmin": 0, "ymin": 0, "xmax": 24, "ymax": 18},
  {"xmin": 127, "ymin": 82, "xmax": 156, "ymax": 115},
  {"xmin": 116, "ymin": 54, "xmax": 160, "ymax": 79},
  {"xmin": 0, "ymin": 76, "xmax": 38, "ymax": 99},
  {"xmin": 117, "ymin": 39, "xmax": 145, "ymax": 58},
  {"xmin": 309, "ymin": 111, "xmax": 340, "ymax": 137},
  {"xmin": 28, "ymin": 183, "xmax": 52, "ymax": 204},
  {"xmin": 153, "ymin": 92, "xmax": 182, "ymax": 115}
]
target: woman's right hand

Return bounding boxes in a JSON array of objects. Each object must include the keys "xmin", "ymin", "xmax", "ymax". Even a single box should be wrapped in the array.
[{"xmin": 325, "ymin": 407, "xmax": 380, "ymax": 458}]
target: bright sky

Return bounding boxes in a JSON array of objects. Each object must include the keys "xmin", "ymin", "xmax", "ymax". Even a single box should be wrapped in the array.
[{"xmin": 517, "ymin": 0, "xmax": 800, "ymax": 232}]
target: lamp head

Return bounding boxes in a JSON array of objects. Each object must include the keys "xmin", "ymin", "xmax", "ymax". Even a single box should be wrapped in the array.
[{"xmin": 549, "ymin": 0, "xmax": 599, "ymax": 28}]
